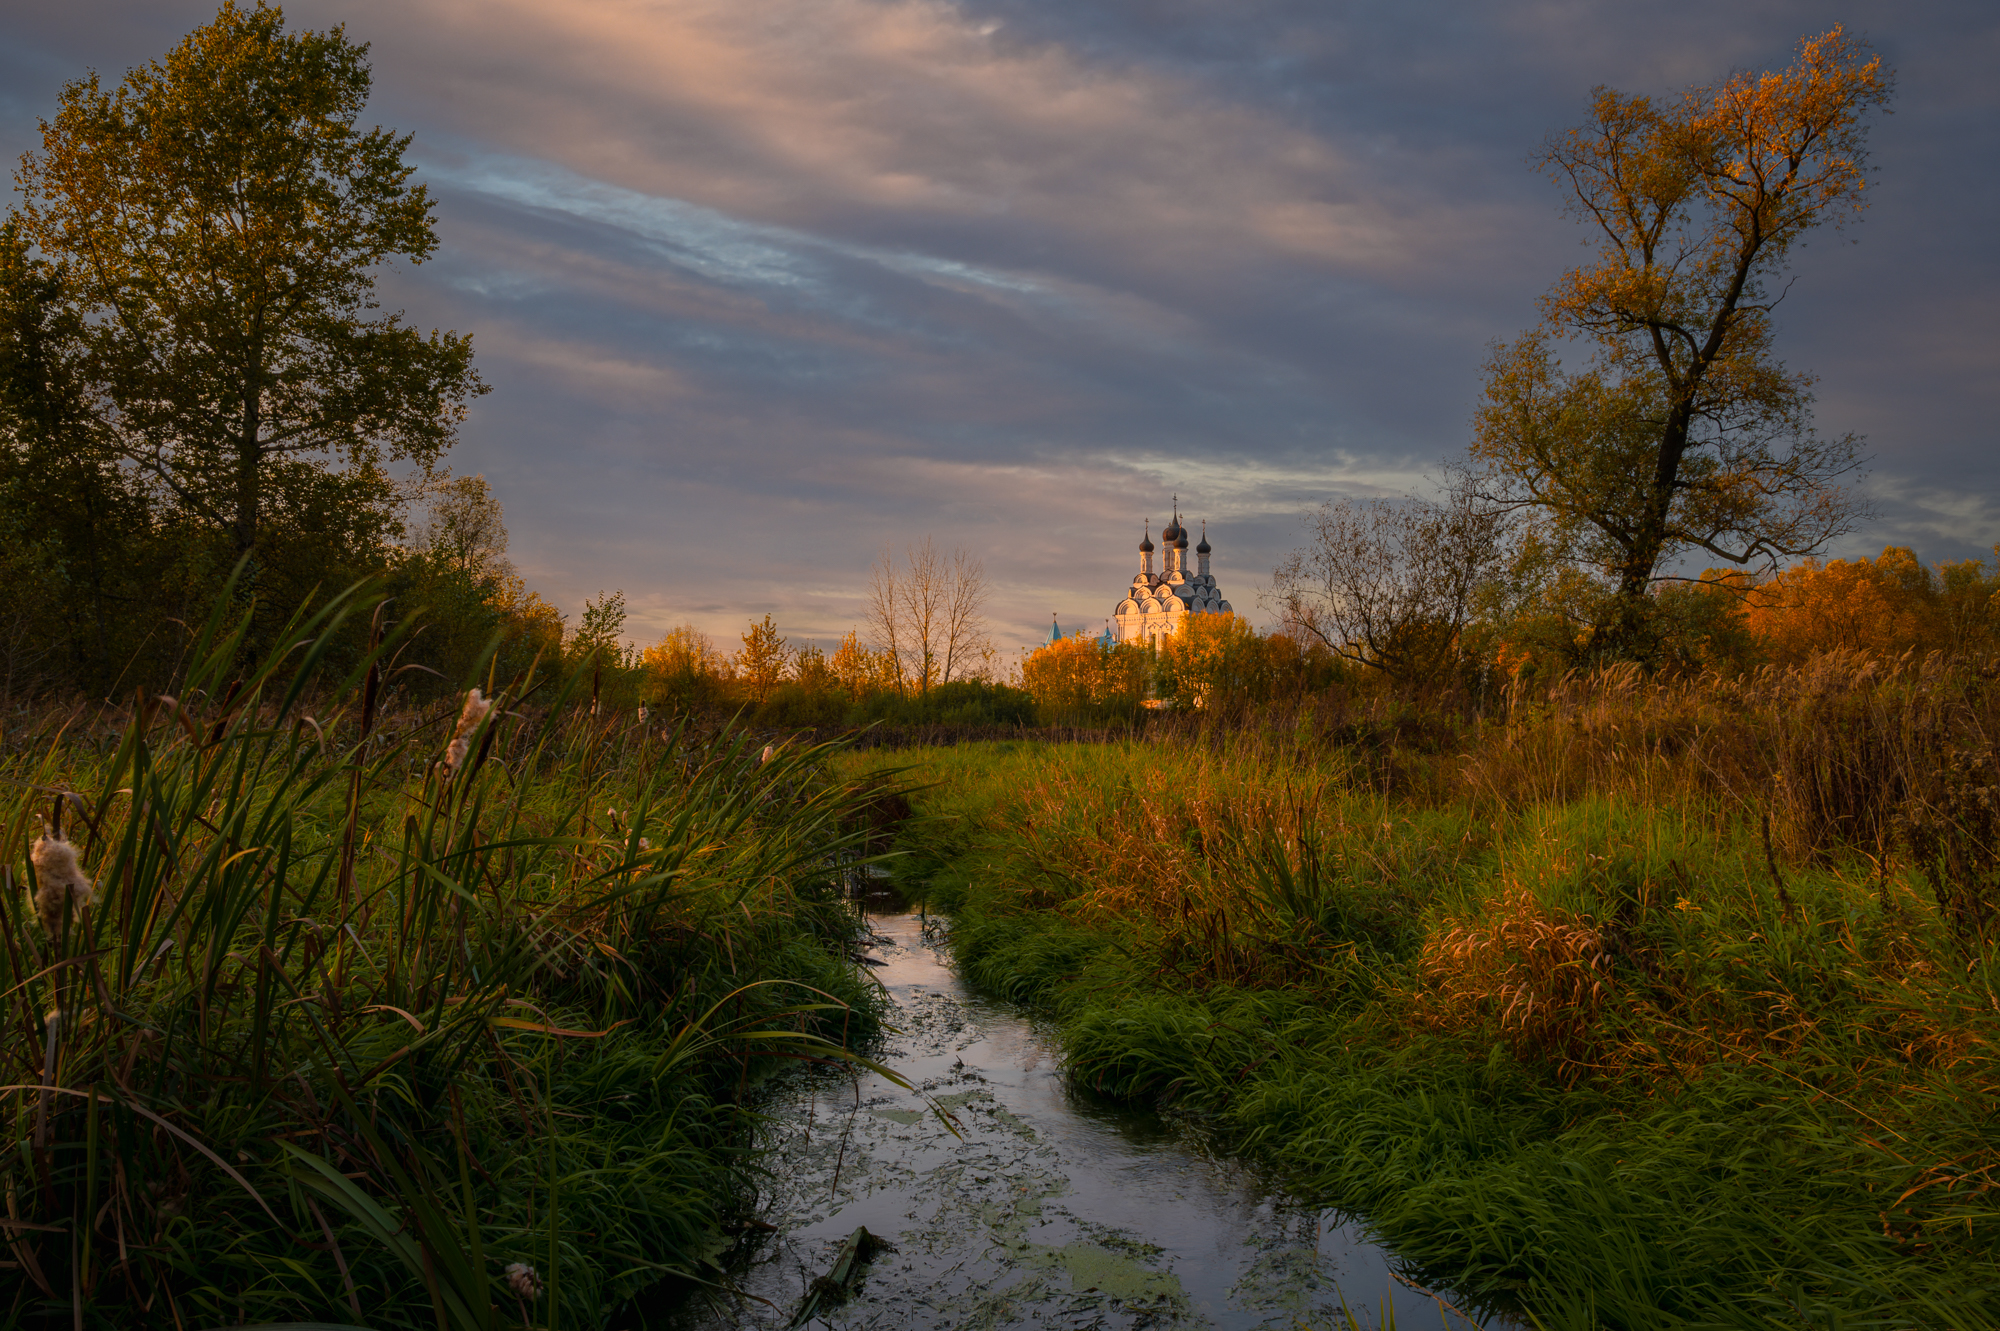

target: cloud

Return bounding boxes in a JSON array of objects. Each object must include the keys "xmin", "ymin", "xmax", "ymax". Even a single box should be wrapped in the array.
[{"xmin": 1, "ymin": 0, "xmax": 1995, "ymax": 651}]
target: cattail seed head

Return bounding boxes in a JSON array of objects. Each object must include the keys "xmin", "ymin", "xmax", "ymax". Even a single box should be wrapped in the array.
[
  {"xmin": 504, "ymin": 1261, "xmax": 542, "ymax": 1299},
  {"xmin": 445, "ymin": 688, "xmax": 493, "ymax": 772},
  {"xmin": 29, "ymin": 826, "xmax": 94, "ymax": 939}
]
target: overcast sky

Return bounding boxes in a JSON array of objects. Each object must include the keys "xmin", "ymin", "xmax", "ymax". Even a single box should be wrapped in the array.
[{"xmin": 3, "ymin": 1, "xmax": 1994, "ymax": 651}]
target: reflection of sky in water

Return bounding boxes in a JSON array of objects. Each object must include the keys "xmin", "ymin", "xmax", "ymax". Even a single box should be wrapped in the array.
[{"xmin": 671, "ymin": 910, "xmax": 1503, "ymax": 1330}]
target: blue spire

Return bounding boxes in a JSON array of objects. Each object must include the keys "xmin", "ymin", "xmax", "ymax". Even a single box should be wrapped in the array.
[{"xmin": 1046, "ymin": 613, "xmax": 1063, "ymax": 645}]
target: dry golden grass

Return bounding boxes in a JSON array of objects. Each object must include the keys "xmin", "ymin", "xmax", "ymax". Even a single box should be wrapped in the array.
[
  {"xmin": 1419, "ymin": 885, "xmax": 1612, "ymax": 1080},
  {"xmin": 908, "ymin": 649, "xmax": 2000, "ymax": 1109}
]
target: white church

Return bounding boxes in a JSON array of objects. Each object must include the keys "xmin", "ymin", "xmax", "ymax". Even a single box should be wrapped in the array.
[{"xmin": 1112, "ymin": 506, "xmax": 1232, "ymax": 645}]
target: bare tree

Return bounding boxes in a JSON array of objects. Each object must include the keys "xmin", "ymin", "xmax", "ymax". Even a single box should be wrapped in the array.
[
  {"xmin": 866, "ymin": 543, "xmax": 912, "ymax": 696},
  {"xmin": 1273, "ymin": 491, "xmax": 1505, "ymax": 688},
  {"xmin": 938, "ymin": 545, "xmax": 992, "ymax": 686},
  {"xmin": 868, "ymin": 537, "xmax": 991, "ymax": 697}
]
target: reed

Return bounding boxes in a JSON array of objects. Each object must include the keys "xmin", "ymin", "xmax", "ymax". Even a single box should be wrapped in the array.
[{"xmin": 1, "ymin": 579, "xmax": 898, "ymax": 1329}]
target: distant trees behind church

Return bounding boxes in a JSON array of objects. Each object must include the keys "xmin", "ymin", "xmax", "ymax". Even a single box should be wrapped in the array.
[
  {"xmin": 1020, "ymin": 614, "xmax": 1348, "ymax": 722},
  {"xmin": 625, "ymin": 537, "xmax": 1033, "ymax": 728}
]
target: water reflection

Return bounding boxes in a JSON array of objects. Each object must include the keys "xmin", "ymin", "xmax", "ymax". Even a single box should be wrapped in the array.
[{"xmin": 674, "ymin": 909, "xmax": 1498, "ymax": 1330}]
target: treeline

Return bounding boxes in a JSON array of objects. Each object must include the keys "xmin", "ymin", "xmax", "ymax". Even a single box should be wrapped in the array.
[
  {"xmin": 1012, "ymin": 544, "xmax": 2000, "ymax": 725},
  {"xmin": 608, "ymin": 618, "xmax": 1032, "ymax": 729}
]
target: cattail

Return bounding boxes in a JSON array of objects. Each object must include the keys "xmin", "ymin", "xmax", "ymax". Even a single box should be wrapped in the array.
[
  {"xmin": 504, "ymin": 1261, "xmax": 543, "ymax": 1299},
  {"xmin": 637, "ymin": 704, "xmax": 648, "ymax": 722},
  {"xmin": 445, "ymin": 688, "xmax": 492, "ymax": 772},
  {"xmin": 760, "ymin": 744, "xmax": 775, "ymax": 764},
  {"xmin": 29, "ymin": 826, "xmax": 94, "ymax": 939}
]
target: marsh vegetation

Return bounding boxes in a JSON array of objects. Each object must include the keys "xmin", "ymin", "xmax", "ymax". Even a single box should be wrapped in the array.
[
  {"xmin": 0, "ymin": 582, "xmax": 897, "ymax": 1329},
  {"xmin": 854, "ymin": 654, "xmax": 2000, "ymax": 1328}
]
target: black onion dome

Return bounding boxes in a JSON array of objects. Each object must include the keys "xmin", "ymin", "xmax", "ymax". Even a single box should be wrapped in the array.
[
  {"xmin": 1175, "ymin": 526, "xmax": 1190, "ymax": 549},
  {"xmin": 1139, "ymin": 526, "xmax": 1154, "ymax": 553},
  {"xmin": 1161, "ymin": 516, "xmax": 1182, "ymax": 543},
  {"xmin": 1196, "ymin": 521, "xmax": 1211, "ymax": 554}
]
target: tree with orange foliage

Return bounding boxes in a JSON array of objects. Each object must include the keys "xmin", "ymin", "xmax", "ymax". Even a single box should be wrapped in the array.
[
  {"xmin": 735, "ymin": 613, "xmax": 790, "ymax": 704},
  {"xmin": 828, "ymin": 629, "xmax": 899, "ymax": 699},
  {"xmin": 642, "ymin": 623, "xmax": 728, "ymax": 708},
  {"xmin": 1020, "ymin": 632, "xmax": 1149, "ymax": 720},
  {"xmin": 1740, "ymin": 547, "xmax": 2000, "ymax": 666},
  {"xmin": 1466, "ymin": 29, "xmax": 1891, "ymax": 662},
  {"xmin": 1155, "ymin": 613, "xmax": 1268, "ymax": 711}
]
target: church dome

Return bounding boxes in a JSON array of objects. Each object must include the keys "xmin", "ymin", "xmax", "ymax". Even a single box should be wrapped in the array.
[
  {"xmin": 1139, "ymin": 530, "xmax": 1154, "ymax": 553},
  {"xmin": 1161, "ymin": 516, "xmax": 1183, "ymax": 543},
  {"xmin": 1196, "ymin": 523, "xmax": 1211, "ymax": 555}
]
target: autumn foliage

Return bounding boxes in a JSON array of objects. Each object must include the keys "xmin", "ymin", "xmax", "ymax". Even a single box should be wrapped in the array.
[{"xmin": 1734, "ymin": 546, "xmax": 2000, "ymax": 665}]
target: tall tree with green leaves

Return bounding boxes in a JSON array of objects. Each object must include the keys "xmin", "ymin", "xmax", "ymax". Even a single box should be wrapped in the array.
[
  {"xmin": 0, "ymin": 221, "xmax": 160, "ymax": 688},
  {"xmin": 10, "ymin": 0, "xmax": 485, "ymax": 569},
  {"xmin": 1465, "ymin": 28, "xmax": 1891, "ymax": 661}
]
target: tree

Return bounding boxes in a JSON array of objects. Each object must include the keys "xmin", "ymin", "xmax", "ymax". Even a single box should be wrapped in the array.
[
  {"xmin": 387, "ymin": 473, "xmax": 523, "ymax": 689},
  {"xmin": 1154, "ymin": 613, "xmax": 1267, "ymax": 712},
  {"xmin": 0, "ymin": 220, "xmax": 148, "ymax": 690},
  {"xmin": 569, "ymin": 590, "xmax": 628, "ymax": 669},
  {"xmin": 790, "ymin": 642, "xmax": 836, "ymax": 694},
  {"xmin": 866, "ymin": 537, "xmax": 990, "ymax": 696},
  {"xmin": 412, "ymin": 473, "xmax": 511, "ymax": 583},
  {"xmin": 1465, "ymin": 28, "xmax": 1890, "ymax": 660},
  {"xmin": 1274, "ymin": 493, "xmax": 1505, "ymax": 689},
  {"xmin": 735, "ymin": 614, "xmax": 790, "ymax": 704},
  {"xmin": 11, "ymin": 1, "xmax": 485, "ymax": 568},
  {"xmin": 828, "ymin": 629, "xmax": 896, "ymax": 700},
  {"xmin": 643, "ymin": 624, "xmax": 728, "ymax": 708},
  {"xmin": 1739, "ymin": 547, "xmax": 2000, "ymax": 666},
  {"xmin": 1020, "ymin": 632, "xmax": 1150, "ymax": 721}
]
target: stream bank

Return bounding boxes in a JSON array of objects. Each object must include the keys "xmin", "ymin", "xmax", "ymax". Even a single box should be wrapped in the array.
[{"xmin": 671, "ymin": 906, "xmax": 1493, "ymax": 1331}]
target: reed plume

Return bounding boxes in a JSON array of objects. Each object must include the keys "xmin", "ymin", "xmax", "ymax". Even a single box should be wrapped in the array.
[
  {"xmin": 29, "ymin": 824, "xmax": 94, "ymax": 938},
  {"xmin": 445, "ymin": 687, "xmax": 492, "ymax": 772}
]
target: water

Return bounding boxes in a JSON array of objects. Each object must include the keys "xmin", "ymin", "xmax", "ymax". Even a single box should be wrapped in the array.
[{"xmin": 675, "ymin": 908, "xmax": 1500, "ymax": 1330}]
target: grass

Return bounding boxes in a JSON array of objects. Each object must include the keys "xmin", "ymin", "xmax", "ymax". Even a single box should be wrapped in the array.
[
  {"xmin": 1, "ymin": 580, "xmax": 901, "ymax": 1330},
  {"xmin": 844, "ymin": 657, "xmax": 2000, "ymax": 1329}
]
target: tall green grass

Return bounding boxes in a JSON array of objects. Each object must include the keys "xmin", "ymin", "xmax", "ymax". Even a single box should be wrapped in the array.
[
  {"xmin": 2, "ymin": 580, "xmax": 897, "ymax": 1329},
  {"xmin": 850, "ymin": 659, "xmax": 2000, "ymax": 1329}
]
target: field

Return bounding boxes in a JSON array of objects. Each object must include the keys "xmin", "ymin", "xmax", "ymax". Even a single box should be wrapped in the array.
[
  {"xmin": 848, "ymin": 656, "xmax": 2000, "ymax": 1329},
  {"xmin": 0, "ymin": 587, "xmax": 894, "ymax": 1330}
]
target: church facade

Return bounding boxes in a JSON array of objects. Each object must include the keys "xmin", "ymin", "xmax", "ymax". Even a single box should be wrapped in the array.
[{"xmin": 1113, "ymin": 509, "xmax": 1232, "ymax": 645}]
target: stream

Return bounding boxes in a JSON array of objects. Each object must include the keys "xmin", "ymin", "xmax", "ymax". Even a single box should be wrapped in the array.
[{"xmin": 672, "ymin": 907, "xmax": 1504, "ymax": 1330}]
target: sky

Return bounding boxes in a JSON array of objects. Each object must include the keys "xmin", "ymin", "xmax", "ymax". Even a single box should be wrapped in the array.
[{"xmin": 2, "ymin": 1, "xmax": 1995, "ymax": 653}]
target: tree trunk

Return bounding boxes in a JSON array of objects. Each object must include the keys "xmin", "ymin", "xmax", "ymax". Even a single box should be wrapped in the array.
[
  {"xmin": 235, "ymin": 360, "xmax": 261, "ymax": 558},
  {"xmin": 1604, "ymin": 402, "xmax": 1696, "ymax": 661}
]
